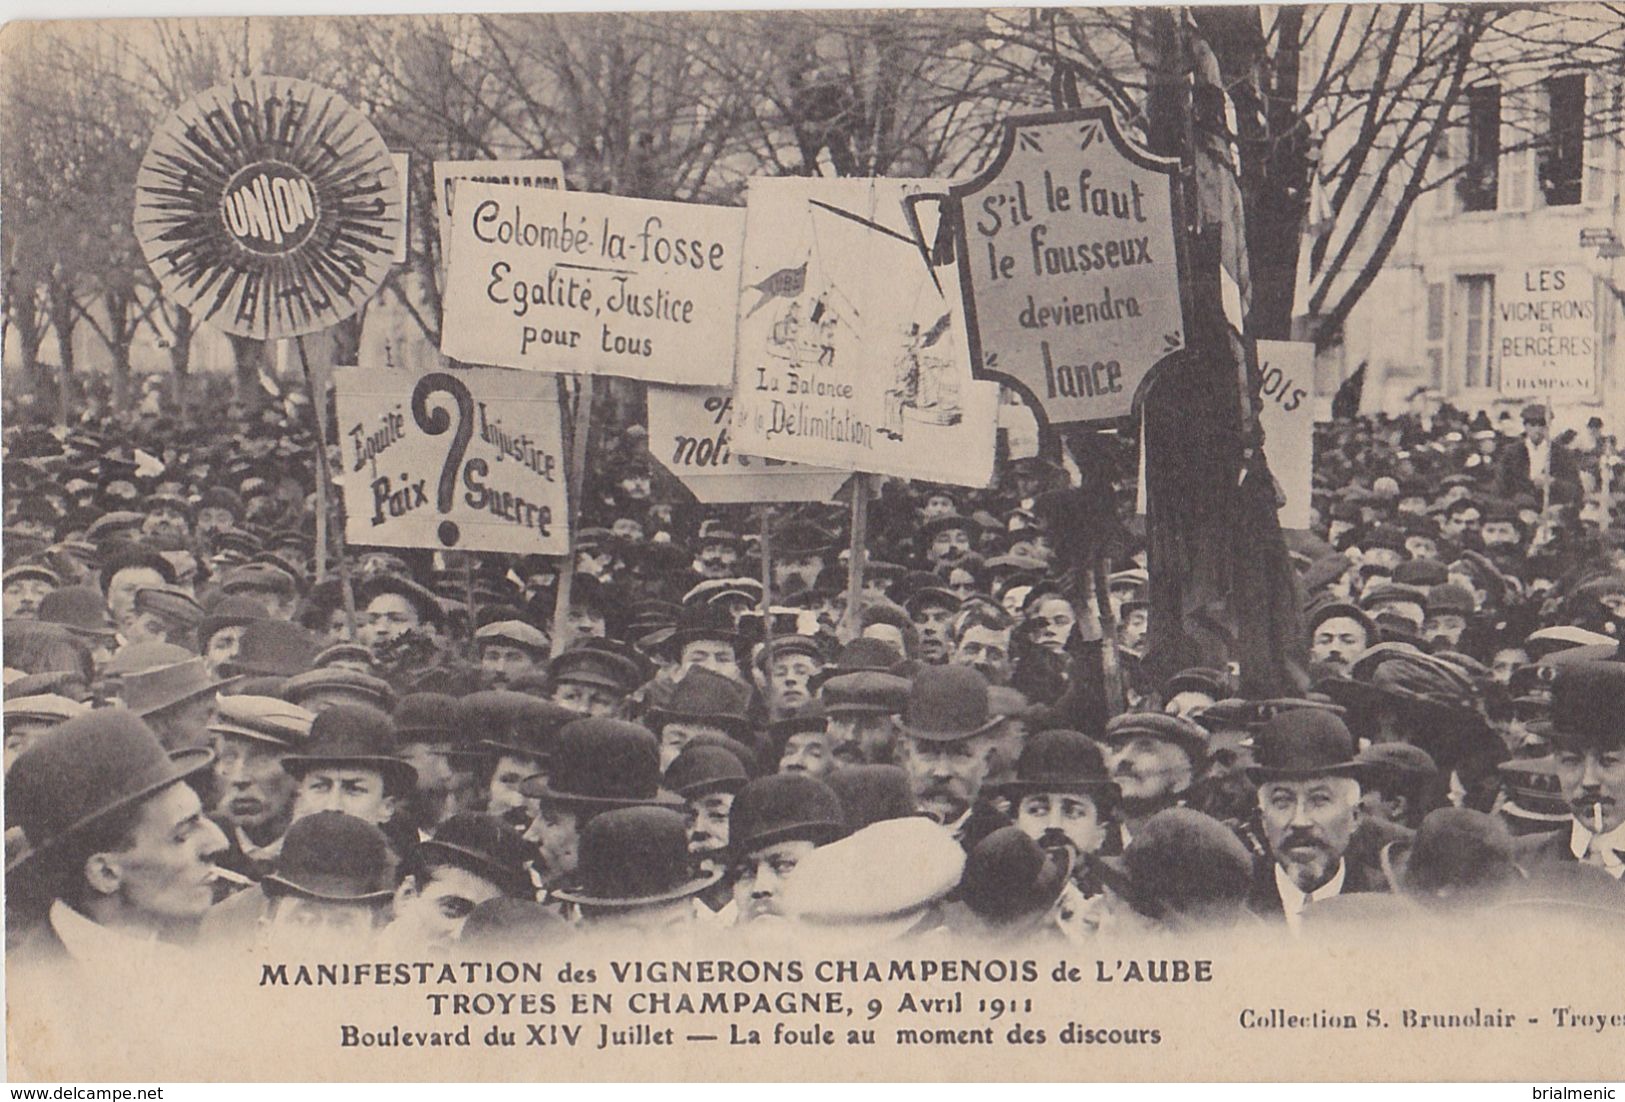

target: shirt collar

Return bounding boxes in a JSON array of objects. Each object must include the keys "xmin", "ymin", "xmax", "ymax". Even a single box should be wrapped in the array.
[
  {"xmin": 1569, "ymin": 818, "xmax": 1625, "ymax": 872},
  {"xmin": 236, "ymin": 825, "xmax": 283, "ymax": 863},
  {"xmin": 1275, "ymin": 859, "xmax": 1347, "ymax": 916},
  {"xmin": 49, "ymin": 899, "xmax": 164, "ymax": 966}
]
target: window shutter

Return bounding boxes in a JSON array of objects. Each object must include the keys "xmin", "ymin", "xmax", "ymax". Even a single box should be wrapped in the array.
[
  {"xmin": 1585, "ymin": 75, "xmax": 1619, "ymax": 207},
  {"xmin": 1500, "ymin": 86, "xmax": 1534, "ymax": 212}
]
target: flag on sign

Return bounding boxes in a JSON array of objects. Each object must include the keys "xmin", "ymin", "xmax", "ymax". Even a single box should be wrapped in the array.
[{"xmin": 744, "ymin": 262, "xmax": 808, "ymax": 318}]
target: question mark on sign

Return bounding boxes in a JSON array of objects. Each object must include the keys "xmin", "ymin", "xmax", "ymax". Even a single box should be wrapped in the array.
[{"xmin": 410, "ymin": 371, "xmax": 475, "ymax": 547}]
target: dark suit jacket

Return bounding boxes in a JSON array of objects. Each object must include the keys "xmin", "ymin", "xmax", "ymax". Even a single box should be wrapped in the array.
[
  {"xmin": 1246, "ymin": 850, "xmax": 1390, "ymax": 920},
  {"xmin": 1496, "ymin": 438, "xmax": 1579, "ymax": 499}
]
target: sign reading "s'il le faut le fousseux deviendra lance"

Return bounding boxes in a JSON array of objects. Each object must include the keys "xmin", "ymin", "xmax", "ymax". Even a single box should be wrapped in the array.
[{"xmin": 950, "ymin": 107, "xmax": 1187, "ymax": 429}]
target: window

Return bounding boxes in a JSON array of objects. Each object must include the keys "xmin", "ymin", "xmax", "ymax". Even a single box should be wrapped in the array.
[
  {"xmin": 1460, "ymin": 85, "xmax": 1500, "ymax": 211},
  {"xmin": 1453, "ymin": 275, "xmax": 1496, "ymax": 390},
  {"xmin": 1540, "ymin": 73, "xmax": 1586, "ymax": 207}
]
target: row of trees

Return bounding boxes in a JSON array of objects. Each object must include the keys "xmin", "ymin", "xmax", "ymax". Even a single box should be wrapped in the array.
[{"xmin": 3, "ymin": 8, "xmax": 1621, "ymax": 418}]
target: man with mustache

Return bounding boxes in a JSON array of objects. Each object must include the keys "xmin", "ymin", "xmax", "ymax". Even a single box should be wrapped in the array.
[
  {"xmin": 895, "ymin": 665, "xmax": 1010, "ymax": 851},
  {"xmin": 820, "ymin": 671, "xmax": 908, "ymax": 766},
  {"xmin": 208, "ymin": 694, "xmax": 315, "ymax": 882},
  {"xmin": 1307, "ymin": 602, "xmax": 1374, "ymax": 676},
  {"xmin": 1516, "ymin": 662, "xmax": 1625, "ymax": 879},
  {"xmin": 663, "ymin": 742, "xmax": 750, "ymax": 911},
  {"xmin": 920, "ymin": 514, "xmax": 977, "ymax": 567},
  {"xmin": 692, "ymin": 522, "xmax": 743, "ymax": 580},
  {"xmin": 1244, "ymin": 709, "xmax": 1389, "ymax": 927},
  {"xmin": 1100, "ymin": 712, "xmax": 1207, "ymax": 844},
  {"xmin": 1001, "ymin": 730, "xmax": 1119, "ymax": 894},
  {"xmin": 950, "ymin": 606, "xmax": 1015, "ymax": 685}
]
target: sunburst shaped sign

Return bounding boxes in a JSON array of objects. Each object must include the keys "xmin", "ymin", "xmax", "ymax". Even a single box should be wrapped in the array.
[{"xmin": 134, "ymin": 76, "xmax": 403, "ymax": 341}]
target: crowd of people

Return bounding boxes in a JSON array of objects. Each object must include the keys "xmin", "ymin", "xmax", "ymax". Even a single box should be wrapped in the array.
[{"xmin": 3, "ymin": 376, "xmax": 1624, "ymax": 969}]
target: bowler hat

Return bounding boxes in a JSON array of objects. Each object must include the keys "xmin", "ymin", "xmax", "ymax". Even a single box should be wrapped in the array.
[
  {"xmin": 663, "ymin": 743, "xmax": 749, "ymax": 798},
  {"xmin": 1306, "ymin": 599, "xmax": 1376, "ymax": 639},
  {"xmin": 208, "ymin": 694, "xmax": 314, "ymax": 749},
  {"xmin": 960, "ymin": 826, "xmax": 1073, "ymax": 924},
  {"xmin": 1425, "ymin": 584, "xmax": 1476, "ymax": 618},
  {"xmin": 279, "ymin": 704, "xmax": 417, "ymax": 793},
  {"xmin": 771, "ymin": 519, "xmax": 837, "ymax": 559},
  {"xmin": 1245, "ymin": 708, "xmax": 1364, "ymax": 782},
  {"xmin": 1121, "ymin": 808, "xmax": 1254, "ymax": 923},
  {"xmin": 660, "ymin": 602, "xmax": 741, "ymax": 657},
  {"xmin": 1379, "ymin": 808, "xmax": 1520, "ymax": 904},
  {"xmin": 550, "ymin": 806, "xmax": 721, "ymax": 908},
  {"xmin": 1354, "ymin": 742, "xmax": 1438, "ymax": 788},
  {"xmin": 919, "ymin": 514, "xmax": 978, "ymax": 547},
  {"xmin": 824, "ymin": 765, "xmax": 919, "ymax": 830},
  {"xmin": 518, "ymin": 718, "xmax": 677, "ymax": 809},
  {"xmin": 464, "ymin": 691, "xmax": 576, "ymax": 763},
  {"xmin": 645, "ymin": 668, "xmax": 753, "ymax": 738},
  {"xmin": 7, "ymin": 709, "xmax": 215, "ymax": 874},
  {"xmin": 196, "ymin": 594, "xmax": 269, "ymax": 646},
  {"xmin": 726, "ymin": 773, "xmax": 848, "ymax": 858},
  {"xmin": 37, "ymin": 585, "xmax": 116, "ymax": 637},
  {"xmin": 392, "ymin": 692, "xmax": 465, "ymax": 749},
  {"xmin": 1163, "ymin": 667, "xmax": 1230, "ymax": 701},
  {"xmin": 1001, "ymin": 730, "xmax": 1118, "ymax": 807},
  {"xmin": 411, "ymin": 813, "xmax": 535, "ymax": 899},
  {"xmin": 813, "ymin": 638, "xmax": 904, "ymax": 688},
  {"xmin": 821, "ymin": 671, "xmax": 911, "ymax": 716},
  {"xmin": 122, "ymin": 658, "xmax": 227, "ymax": 717},
  {"xmin": 1101, "ymin": 712, "xmax": 1208, "ymax": 767},
  {"xmin": 897, "ymin": 666, "xmax": 1003, "ymax": 742},
  {"xmin": 282, "ymin": 667, "xmax": 396, "ymax": 711},
  {"xmin": 220, "ymin": 619, "xmax": 319, "ymax": 678},
  {"xmin": 1548, "ymin": 661, "xmax": 1625, "ymax": 751},
  {"xmin": 262, "ymin": 811, "xmax": 395, "ymax": 903}
]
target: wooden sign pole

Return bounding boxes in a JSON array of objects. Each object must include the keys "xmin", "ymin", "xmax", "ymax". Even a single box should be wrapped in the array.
[
  {"xmin": 294, "ymin": 335, "xmax": 358, "ymax": 640},
  {"xmin": 758, "ymin": 505, "xmax": 779, "ymax": 723},
  {"xmin": 842, "ymin": 473, "xmax": 871, "ymax": 642},
  {"xmin": 550, "ymin": 374, "xmax": 595, "ymax": 658}
]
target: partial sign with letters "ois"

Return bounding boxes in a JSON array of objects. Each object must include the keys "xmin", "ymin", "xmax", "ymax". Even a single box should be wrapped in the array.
[
  {"xmin": 334, "ymin": 366, "xmax": 568, "ymax": 555},
  {"xmin": 440, "ymin": 181, "xmax": 745, "ymax": 386},
  {"xmin": 1255, "ymin": 340, "xmax": 1315, "ymax": 531}
]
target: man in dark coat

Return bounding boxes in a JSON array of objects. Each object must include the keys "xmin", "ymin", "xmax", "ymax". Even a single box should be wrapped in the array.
[{"xmin": 1516, "ymin": 662, "xmax": 1625, "ymax": 879}]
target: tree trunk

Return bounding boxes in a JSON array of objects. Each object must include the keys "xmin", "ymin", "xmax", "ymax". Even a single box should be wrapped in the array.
[
  {"xmin": 110, "ymin": 336, "xmax": 132, "ymax": 414},
  {"xmin": 229, "ymin": 334, "xmax": 268, "ymax": 409}
]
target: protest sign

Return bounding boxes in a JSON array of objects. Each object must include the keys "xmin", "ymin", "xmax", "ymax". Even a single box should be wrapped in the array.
[
  {"xmin": 133, "ymin": 76, "xmax": 404, "ymax": 342},
  {"xmin": 729, "ymin": 177, "xmax": 999, "ymax": 487},
  {"xmin": 647, "ymin": 386, "xmax": 851, "ymax": 504},
  {"xmin": 1497, "ymin": 265, "xmax": 1598, "ymax": 399},
  {"xmin": 1256, "ymin": 340, "xmax": 1315, "ymax": 530},
  {"xmin": 441, "ymin": 182, "xmax": 745, "ymax": 385},
  {"xmin": 950, "ymin": 108, "xmax": 1187, "ymax": 429},
  {"xmin": 432, "ymin": 158, "xmax": 565, "ymax": 253},
  {"xmin": 334, "ymin": 365, "xmax": 568, "ymax": 555}
]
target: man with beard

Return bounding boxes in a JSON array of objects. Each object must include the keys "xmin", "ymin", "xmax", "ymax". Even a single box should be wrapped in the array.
[
  {"xmin": 208, "ymin": 695, "xmax": 315, "ymax": 882},
  {"xmin": 1245, "ymin": 709, "xmax": 1389, "ymax": 927},
  {"xmin": 904, "ymin": 584, "xmax": 961, "ymax": 665},
  {"xmin": 1100, "ymin": 712, "xmax": 1207, "ymax": 844},
  {"xmin": 474, "ymin": 620, "xmax": 549, "ymax": 688},
  {"xmin": 1421, "ymin": 584, "xmax": 1476, "ymax": 652},
  {"xmin": 8, "ymin": 711, "xmax": 228, "ymax": 971},
  {"xmin": 950, "ymin": 606, "xmax": 1014, "ymax": 685},
  {"xmin": 384, "ymin": 814, "xmax": 537, "ymax": 952},
  {"xmin": 393, "ymin": 693, "xmax": 487, "ymax": 834},
  {"xmin": 355, "ymin": 574, "xmax": 443, "ymax": 654},
  {"xmin": 663, "ymin": 743, "xmax": 749, "ymax": 909},
  {"xmin": 518, "ymin": 718, "xmax": 676, "ymax": 889},
  {"xmin": 753, "ymin": 635, "xmax": 824, "ymax": 715},
  {"xmin": 725, "ymin": 773, "xmax": 847, "ymax": 927},
  {"xmin": 692, "ymin": 521, "xmax": 743, "ymax": 580},
  {"xmin": 1516, "ymin": 662, "xmax": 1625, "ymax": 879},
  {"xmin": 895, "ymin": 665, "xmax": 1010, "ymax": 850},
  {"xmin": 1307, "ymin": 601, "xmax": 1374, "ymax": 676},
  {"xmin": 821, "ymin": 671, "xmax": 909, "ymax": 766},
  {"xmin": 769, "ymin": 520, "xmax": 835, "ymax": 595},
  {"xmin": 138, "ymin": 492, "xmax": 193, "ymax": 552},
  {"xmin": 919, "ymin": 514, "xmax": 977, "ymax": 568},
  {"xmin": 1189, "ymin": 699, "xmax": 1262, "ymax": 824}
]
